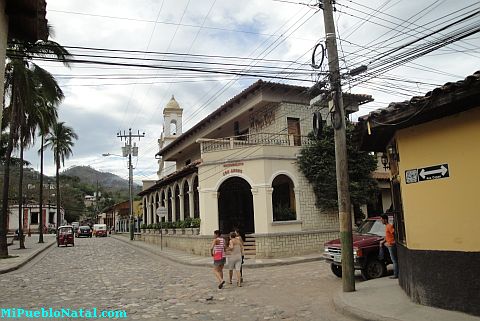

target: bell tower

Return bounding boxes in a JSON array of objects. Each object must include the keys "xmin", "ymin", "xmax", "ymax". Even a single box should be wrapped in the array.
[{"xmin": 158, "ymin": 95, "xmax": 183, "ymax": 179}]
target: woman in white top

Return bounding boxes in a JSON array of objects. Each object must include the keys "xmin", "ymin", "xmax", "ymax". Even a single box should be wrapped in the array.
[{"xmin": 227, "ymin": 231, "xmax": 244, "ymax": 287}]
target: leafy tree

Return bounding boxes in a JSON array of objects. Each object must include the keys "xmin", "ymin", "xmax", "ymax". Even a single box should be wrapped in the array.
[
  {"xmin": 297, "ymin": 122, "xmax": 379, "ymax": 222},
  {"xmin": 45, "ymin": 122, "xmax": 78, "ymax": 230}
]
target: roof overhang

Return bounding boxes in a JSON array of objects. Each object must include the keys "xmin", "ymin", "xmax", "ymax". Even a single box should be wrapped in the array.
[
  {"xmin": 356, "ymin": 71, "xmax": 480, "ymax": 152},
  {"xmin": 6, "ymin": 0, "xmax": 48, "ymax": 42}
]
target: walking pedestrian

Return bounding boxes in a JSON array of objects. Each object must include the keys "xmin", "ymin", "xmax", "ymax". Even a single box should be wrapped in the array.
[
  {"xmin": 210, "ymin": 230, "xmax": 226, "ymax": 289},
  {"xmin": 227, "ymin": 232, "xmax": 244, "ymax": 287},
  {"xmin": 380, "ymin": 214, "xmax": 398, "ymax": 279},
  {"xmin": 234, "ymin": 228, "xmax": 245, "ymax": 282}
]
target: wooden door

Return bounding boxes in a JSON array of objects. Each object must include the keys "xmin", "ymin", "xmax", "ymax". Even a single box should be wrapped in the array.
[{"xmin": 287, "ymin": 117, "xmax": 301, "ymax": 146}]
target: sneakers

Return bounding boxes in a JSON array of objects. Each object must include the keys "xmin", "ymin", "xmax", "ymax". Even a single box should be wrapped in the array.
[{"xmin": 218, "ymin": 280, "xmax": 225, "ymax": 289}]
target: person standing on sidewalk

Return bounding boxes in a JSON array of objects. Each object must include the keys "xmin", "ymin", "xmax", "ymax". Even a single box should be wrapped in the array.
[
  {"xmin": 210, "ymin": 230, "xmax": 226, "ymax": 289},
  {"xmin": 380, "ymin": 214, "xmax": 398, "ymax": 279}
]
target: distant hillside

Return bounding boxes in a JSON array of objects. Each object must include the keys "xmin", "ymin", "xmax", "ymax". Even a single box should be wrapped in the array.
[{"xmin": 62, "ymin": 166, "xmax": 141, "ymax": 194}]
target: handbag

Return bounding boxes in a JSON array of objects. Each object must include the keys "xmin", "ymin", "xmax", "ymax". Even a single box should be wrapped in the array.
[{"xmin": 213, "ymin": 251, "xmax": 223, "ymax": 261}]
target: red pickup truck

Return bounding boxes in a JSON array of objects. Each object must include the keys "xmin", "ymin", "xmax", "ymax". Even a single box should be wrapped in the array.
[{"xmin": 323, "ymin": 216, "xmax": 394, "ymax": 280}]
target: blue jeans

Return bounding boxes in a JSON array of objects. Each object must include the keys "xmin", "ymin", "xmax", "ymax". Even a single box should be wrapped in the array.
[{"xmin": 386, "ymin": 245, "xmax": 398, "ymax": 277}]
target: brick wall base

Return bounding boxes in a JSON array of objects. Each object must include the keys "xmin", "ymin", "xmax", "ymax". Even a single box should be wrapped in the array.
[
  {"xmin": 254, "ymin": 230, "xmax": 339, "ymax": 258},
  {"xmin": 137, "ymin": 229, "xmax": 339, "ymax": 258}
]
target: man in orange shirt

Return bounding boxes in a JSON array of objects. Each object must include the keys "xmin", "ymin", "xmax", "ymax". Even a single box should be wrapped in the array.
[{"xmin": 380, "ymin": 214, "xmax": 398, "ymax": 279}]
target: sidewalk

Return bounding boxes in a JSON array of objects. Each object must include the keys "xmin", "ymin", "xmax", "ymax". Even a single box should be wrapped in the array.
[
  {"xmin": 0, "ymin": 234, "xmax": 55, "ymax": 274},
  {"xmin": 112, "ymin": 233, "xmax": 325, "ymax": 268},
  {"xmin": 334, "ymin": 277, "xmax": 480, "ymax": 321}
]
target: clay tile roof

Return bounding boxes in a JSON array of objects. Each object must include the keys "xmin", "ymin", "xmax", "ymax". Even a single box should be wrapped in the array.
[{"xmin": 356, "ymin": 71, "xmax": 480, "ymax": 151}]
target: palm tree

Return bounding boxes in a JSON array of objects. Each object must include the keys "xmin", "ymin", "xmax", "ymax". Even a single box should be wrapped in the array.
[
  {"xmin": 36, "ymin": 100, "xmax": 59, "ymax": 243},
  {"xmin": 0, "ymin": 37, "xmax": 70, "ymax": 257},
  {"xmin": 44, "ymin": 122, "xmax": 78, "ymax": 230}
]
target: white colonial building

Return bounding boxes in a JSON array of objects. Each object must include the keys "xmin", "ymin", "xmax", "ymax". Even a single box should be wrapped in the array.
[
  {"xmin": 140, "ymin": 80, "xmax": 375, "ymax": 258},
  {"xmin": 8, "ymin": 202, "xmax": 64, "ymax": 233}
]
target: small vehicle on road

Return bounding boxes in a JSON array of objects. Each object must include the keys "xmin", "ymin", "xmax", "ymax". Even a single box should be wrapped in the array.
[
  {"xmin": 57, "ymin": 226, "xmax": 75, "ymax": 247},
  {"xmin": 93, "ymin": 224, "xmax": 107, "ymax": 237},
  {"xmin": 323, "ymin": 215, "xmax": 394, "ymax": 280},
  {"xmin": 76, "ymin": 226, "xmax": 92, "ymax": 238}
]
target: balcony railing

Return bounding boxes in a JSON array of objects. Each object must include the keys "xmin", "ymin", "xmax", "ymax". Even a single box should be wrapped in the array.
[{"xmin": 197, "ymin": 133, "xmax": 311, "ymax": 153}]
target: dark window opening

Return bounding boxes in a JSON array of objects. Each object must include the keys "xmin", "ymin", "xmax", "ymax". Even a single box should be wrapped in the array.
[
  {"xmin": 31, "ymin": 212, "xmax": 39, "ymax": 224},
  {"xmin": 272, "ymin": 175, "xmax": 296, "ymax": 221},
  {"xmin": 183, "ymin": 181, "xmax": 190, "ymax": 218}
]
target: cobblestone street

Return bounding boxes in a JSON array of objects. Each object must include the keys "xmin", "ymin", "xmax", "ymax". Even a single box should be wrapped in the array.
[{"xmin": 0, "ymin": 237, "xmax": 355, "ymax": 321}]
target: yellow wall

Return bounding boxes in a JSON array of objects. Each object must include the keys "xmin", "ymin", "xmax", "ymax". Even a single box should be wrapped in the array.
[{"xmin": 397, "ymin": 107, "xmax": 480, "ymax": 251}]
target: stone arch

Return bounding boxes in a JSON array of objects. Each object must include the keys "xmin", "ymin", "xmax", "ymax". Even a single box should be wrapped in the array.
[
  {"xmin": 218, "ymin": 176, "xmax": 255, "ymax": 234},
  {"xmin": 214, "ymin": 173, "xmax": 254, "ymax": 192}
]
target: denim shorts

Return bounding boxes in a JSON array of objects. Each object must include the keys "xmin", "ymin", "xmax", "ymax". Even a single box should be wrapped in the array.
[{"xmin": 213, "ymin": 258, "xmax": 226, "ymax": 266}]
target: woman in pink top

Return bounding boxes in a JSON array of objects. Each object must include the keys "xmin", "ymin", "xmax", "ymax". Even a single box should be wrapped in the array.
[{"xmin": 210, "ymin": 230, "xmax": 226, "ymax": 289}]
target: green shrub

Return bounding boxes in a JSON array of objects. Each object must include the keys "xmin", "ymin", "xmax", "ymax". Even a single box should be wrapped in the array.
[
  {"xmin": 140, "ymin": 223, "xmax": 147, "ymax": 229},
  {"xmin": 191, "ymin": 218, "xmax": 201, "ymax": 228}
]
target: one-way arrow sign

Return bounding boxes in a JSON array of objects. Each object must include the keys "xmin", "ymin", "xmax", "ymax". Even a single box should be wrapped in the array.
[{"xmin": 418, "ymin": 164, "xmax": 449, "ymax": 181}]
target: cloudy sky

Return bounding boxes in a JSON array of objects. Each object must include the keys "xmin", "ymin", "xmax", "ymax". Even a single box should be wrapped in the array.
[{"xmin": 20, "ymin": 0, "xmax": 480, "ymax": 183}]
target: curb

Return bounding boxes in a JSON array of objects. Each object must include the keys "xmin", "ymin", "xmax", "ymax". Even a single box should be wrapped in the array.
[
  {"xmin": 0, "ymin": 240, "xmax": 55, "ymax": 274},
  {"xmin": 112, "ymin": 234, "xmax": 325, "ymax": 269},
  {"xmin": 333, "ymin": 290, "xmax": 399, "ymax": 321}
]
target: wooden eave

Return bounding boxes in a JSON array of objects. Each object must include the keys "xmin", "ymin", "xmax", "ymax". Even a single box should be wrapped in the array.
[
  {"xmin": 6, "ymin": 0, "xmax": 48, "ymax": 42},
  {"xmin": 356, "ymin": 72, "xmax": 480, "ymax": 152}
]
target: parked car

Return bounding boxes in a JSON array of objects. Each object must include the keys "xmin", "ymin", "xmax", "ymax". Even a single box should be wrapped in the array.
[
  {"xmin": 93, "ymin": 224, "xmax": 107, "ymax": 237},
  {"xmin": 323, "ymin": 215, "xmax": 394, "ymax": 280},
  {"xmin": 76, "ymin": 226, "xmax": 92, "ymax": 238}
]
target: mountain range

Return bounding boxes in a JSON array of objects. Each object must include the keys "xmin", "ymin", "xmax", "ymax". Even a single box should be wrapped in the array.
[{"xmin": 62, "ymin": 166, "xmax": 141, "ymax": 194}]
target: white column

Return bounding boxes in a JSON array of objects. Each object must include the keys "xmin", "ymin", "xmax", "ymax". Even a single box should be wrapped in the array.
[
  {"xmin": 199, "ymin": 190, "xmax": 218, "ymax": 235},
  {"xmin": 179, "ymin": 193, "xmax": 185, "ymax": 221},
  {"xmin": 188, "ymin": 190, "xmax": 195, "ymax": 218},
  {"xmin": 171, "ymin": 196, "xmax": 176, "ymax": 222},
  {"xmin": 293, "ymin": 188, "xmax": 300, "ymax": 221},
  {"xmin": 252, "ymin": 186, "xmax": 273, "ymax": 234},
  {"xmin": 146, "ymin": 197, "xmax": 151, "ymax": 225}
]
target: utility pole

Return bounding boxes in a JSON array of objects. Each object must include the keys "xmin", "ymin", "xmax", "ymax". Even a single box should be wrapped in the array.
[
  {"xmin": 117, "ymin": 128, "xmax": 144, "ymax": 241},
  {"xmin": 320, "ymin": 0, "xmax": 355, "ymax": 292}
]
